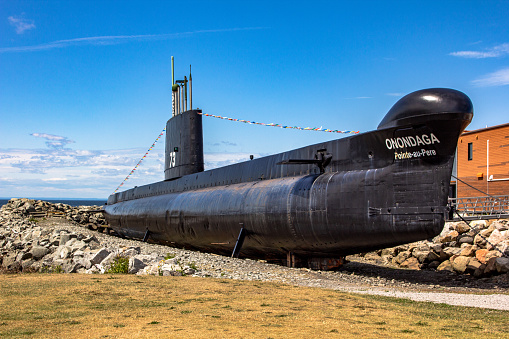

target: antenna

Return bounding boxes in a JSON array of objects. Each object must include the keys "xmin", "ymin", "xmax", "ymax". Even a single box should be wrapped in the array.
[{"xmin": 171, "ymin": 56, "xmax": 174, "ymax": 85}]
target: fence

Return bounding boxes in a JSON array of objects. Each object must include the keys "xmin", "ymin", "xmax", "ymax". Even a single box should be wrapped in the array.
[{"xmin": 448, "ymin": 195, "xmax": 509, "ymax": 220}]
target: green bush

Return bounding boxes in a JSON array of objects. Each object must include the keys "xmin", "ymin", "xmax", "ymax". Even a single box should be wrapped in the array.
[{"xmin": 106, "ymin": 255, "xmax": 129, "ymax": 274}]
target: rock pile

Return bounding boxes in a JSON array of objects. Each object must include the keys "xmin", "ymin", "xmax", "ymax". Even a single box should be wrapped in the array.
[
  {"xmin": 0, "ymin": 199, "xmax": 196, "ymax": 276},
  {"xmin": 1, "ymin": 198, "xmax": 108, "ymax": 229},
  {"xmin": 358, "ymin": 219, "xmax": 509, "ymax": 277},
  {"xmin": 1, "ymin": 198, "xmax": 509, "ymax": 279}
]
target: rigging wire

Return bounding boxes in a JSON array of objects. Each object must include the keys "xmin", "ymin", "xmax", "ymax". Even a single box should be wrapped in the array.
[
  {"xmin": 111, "ymin": 114, "xmax": 361, "ymax": 194},
  {"xmin": 112, "ymin": 127, "xmax": 166, "ymax": 194},
  {"xmin": 197, "ymin": 113, "xmax": 359, "ymax": 134}
]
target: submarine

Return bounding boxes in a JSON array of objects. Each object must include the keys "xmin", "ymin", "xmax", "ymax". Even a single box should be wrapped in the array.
[{"xmin": 105, "ymin": 63, "xmax": 473, "ymax": 269}]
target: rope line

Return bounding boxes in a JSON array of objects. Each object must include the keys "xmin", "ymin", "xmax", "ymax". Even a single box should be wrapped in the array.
[
  {"xmin": 112, "ymin": 113, "xmax": 360, "ymax": 194},
  {"xmin": 452, "ymin": 175, "xmax": 503, "ymax": 202},
  {"xmin": 198, "ymin": 113, "xmax": 359, "ymax": 134},
  {"xmin": 112, "ymin": 127, "xmax": 166, "ymax": 194}
]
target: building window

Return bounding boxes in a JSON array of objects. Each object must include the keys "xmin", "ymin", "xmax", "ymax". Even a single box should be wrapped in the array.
[{"xmin": 468, "ymin": 142, "xmax": 473, "ymax": 161}]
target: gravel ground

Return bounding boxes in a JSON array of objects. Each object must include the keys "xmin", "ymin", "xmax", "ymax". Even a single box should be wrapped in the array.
[{"xmin": 37, "ymin": 219, "xmax": 509, "ymax": 311}]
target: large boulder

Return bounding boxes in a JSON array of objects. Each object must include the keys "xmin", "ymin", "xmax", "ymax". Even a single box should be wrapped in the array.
[
  {"xmin": 453, "ymin": 222, "xmax": 471, "ymax": 234},
  {"xmin": 393, "ymin": 251, "xmax": 411, "ymax": 265},
  {"xmin": 30, "ymin": 246, "xmax": 50, "ymax": 260},
  {"xmin": 451, "ymin": 255, "xmax": 470, "ymax": 273},
  {"xmin": 437, "ymin": 260, "xmax": 454, "ymax": 272},
  {"xmin": 89, "ymin": 248, "xmax": 111, "ymax": 265},
  {"xmin": 128, "ymin": 257, "xmax": 146, "ymax": 274},
  {"xmin": 440, "ymin": 230, "xmax": 459, "ymax": 243},
  {"xmin": 495, "ymin": 257, "xmax": 509, "ymax": 273},
  {"xmin": 487, "ymin": 229, "xmax": 508, "ymax": 250}
]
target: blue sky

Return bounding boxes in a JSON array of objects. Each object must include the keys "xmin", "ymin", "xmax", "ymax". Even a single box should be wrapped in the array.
[{"xmin": 1, "ymin": 1, "xmax": 509, "ymax": 198}]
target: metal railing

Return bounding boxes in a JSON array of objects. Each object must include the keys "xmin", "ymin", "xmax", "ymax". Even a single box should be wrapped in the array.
[{"xmin": 448, "ymin": 195, "xmax": 509, "ymax": 220}]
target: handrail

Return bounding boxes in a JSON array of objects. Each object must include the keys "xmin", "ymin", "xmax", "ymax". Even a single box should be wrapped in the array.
[{"xmin": 448, "ymin": 195, "xmax": 509, "ymax": 220}]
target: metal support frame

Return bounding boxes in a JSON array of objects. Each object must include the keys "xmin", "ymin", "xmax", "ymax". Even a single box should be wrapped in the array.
[
  {"xmin": 448, "ymin": 195, "xmax": 509, "ymax": 220},
  {"xmin": 143, "ymin": 229, "xmax": 151, "ymax": 242},
  {"xmin": 231, "ymin": 225, "xmax": 246, "ymax": 258}
]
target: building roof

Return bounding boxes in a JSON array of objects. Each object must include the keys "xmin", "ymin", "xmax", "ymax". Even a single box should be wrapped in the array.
[{"xmin": 461, "ymin": 122, "xmax": 509, "ymax": 136}]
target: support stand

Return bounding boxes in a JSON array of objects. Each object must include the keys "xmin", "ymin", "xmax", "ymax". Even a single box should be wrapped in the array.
[
  {"xmin": 143, "ymin": 229, "xmax": 151, "ymax": 242},
  {"xmin": 232, "ymin": 225, "xmax": 246, "ymax": 258}
]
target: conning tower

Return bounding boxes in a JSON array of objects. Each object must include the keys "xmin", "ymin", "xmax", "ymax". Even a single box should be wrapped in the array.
[{"xmin": 165, "ymin": 57, "xmax": 204, "ymax": 180}]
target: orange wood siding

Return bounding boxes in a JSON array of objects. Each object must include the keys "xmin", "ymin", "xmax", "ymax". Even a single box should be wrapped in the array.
[{"xmin": 457, "ymin": 124, "xmax": 509, "ymax": 198}]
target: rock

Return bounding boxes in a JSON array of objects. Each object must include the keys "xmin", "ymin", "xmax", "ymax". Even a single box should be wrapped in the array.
[
  {"xmin": 363, "ymin": 252, "xmax": 382, "ymax": 261},
  {"xmin": 58, "ymin": 246, "xmax": 72, "ymax": 259},
  {"xmin": 466, "ymin": 258, "xmax": 483, "ymax": 272},
  {"xmin": 160, "ymin": 263, "xmax": 183, "ymax": 276},
  {"xmin": 487, "ymin": 229, "xmax": 506, "ymax": 249},
  {"xmin": 393, "ymin": 251, "xmax": 411, "ymax": 265},
  {"xmin": 412, "ymin": 246, "xmax": 440, "ymax": 264},
  {"xmin": 100, "ymin": 252, "xmax": 119, "ymax": 267},
  {"xmin": 400, "ymin": 257, "xmax": 420, "ymax": 270},
  {"xmin": 89, "ymin": 248, "xmax": 110, "ymax": 265},
  {"xmin": 470, "ymin": 220, "xmax": 487, "ymax": 230},
  {"xmin": 495, "ymin": 257, "xmax": 509, "ymax": 273},
  {"xmin": 122, "ymin": 247, "xmax": 141, "ymax": 257},
  {"xmin": 474, "ymin": 234, "xmax": 487, "ymax": 247},
  {"xmin": 83, "ymin": 235, "xmax": 99, "ymax": 244},
  {"xmin": 458, "ymin": 235, "xmax": 474, "ymax": 245},
  {"xmin": 498, "ymin": 240, "xmax": 509, "ymax": 256},
  {"xmin": 183, "ymin": 267, "xmax": 196, "ymax": 275},
  {"xmin": 30, "ymin": 246, "xmax": 50, "ymax": 260},
  {"xmin": 453, "ymin": 222, "xmax": 471, "ymax": 234},
  {"xmin": 475, "ymin": 249, "xmax": 490, "ymax": 264},
  {"xmin": 59, "ymin": 233, "xmax": 76, "ymax": 246},
  {"xmin": 460, "ymin": 244, "xmax": 477, "ymax": 257},
  {"xmin": 429, "ymin": 243, "xmax": 443, "ymax": 253},
  {"xmin": 1, "ymin": 253, "xmax": 18, "ymax": 269},
  {"xmin": 491, "ymin": 220, "xmax": 509, "ymax": 231},
  {"xmin": 451, "ymin": 256, "xmax": 470, "ymax": 273},
  {"xmin": 128, "ymin": 257, "xmax": 146, "ymax": 274},
  {"xmin": 63, "ymin": 262, "xmax": 82, "ymax": 273},
  {"xmin": 70, "ymin": 240, "xmax": 88, "ymax": 252},
  {"xmin": 440, "ymin": 230, "xmax": 459, "ymax": 243},
  {"xmin": 484, "ymin": 257, "xmax": 498, "ymax": 275},
  {"xmin": 437, "ymin": 260, "xmax": 455, "ymax": 272},
  {"xmin": 16, "ymin": 251, "xmax": 32, "ymax": 261},
  {"xmin": 135, "ymin": 254, "xmax": 158, "ymax": 265},
  {"xmin": 381, "ymin": 247, "xmax": 397, "ymax": 257},
  {"xmin": 443, "ymin": 247, "xmax": 462, "ymax": 258}
]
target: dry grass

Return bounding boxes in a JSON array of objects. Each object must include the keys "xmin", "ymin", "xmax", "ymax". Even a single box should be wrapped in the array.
[{"xmin": 0, "ymin": 274, "xmax": 507, "ymax": 338}]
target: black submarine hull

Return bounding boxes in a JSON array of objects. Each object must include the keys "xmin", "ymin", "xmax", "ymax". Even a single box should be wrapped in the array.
[{"xmin": 105, "ymin": 88, "xmax": 473, "ymax": 260}]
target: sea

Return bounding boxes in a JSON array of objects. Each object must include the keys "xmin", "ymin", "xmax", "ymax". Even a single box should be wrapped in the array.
[{"xmin": 0, "ymin": 198, "xmax": 107, "ymax": 208}]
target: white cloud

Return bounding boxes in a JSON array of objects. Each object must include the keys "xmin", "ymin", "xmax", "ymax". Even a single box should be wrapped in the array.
[
  {"xmin": 450, "ymin": 43, "xmax": 509, "ymax": 59},
  {"xmin": 0, "ymin": 146, "xmax": 164, "ymax": 198},
  {"xmin": 8, "ymin": 15, "xmax": 35, "ymax": 34},
  {"xmin": 0, "ymin": 27, "xmax": 265, "ymax": 53},
  {"xmin": 0, "ymin": 144, "xmax": 265, "ymax": 198},
  {"xmin": 471, "ymin": 67, "xmax": 509, "ymax": 87},
  {"xmin": 31, "ymin": 133, "xmax": 75, "ymax": 149},
  {"xmin": 386, "ymin": 93, "xmax": 404, "ymax": 97}
]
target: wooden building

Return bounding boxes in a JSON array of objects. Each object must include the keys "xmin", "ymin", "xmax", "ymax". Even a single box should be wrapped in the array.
[{"xmin": 454, "ymin": 123, "xmax": 509, "ymax": 198}]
